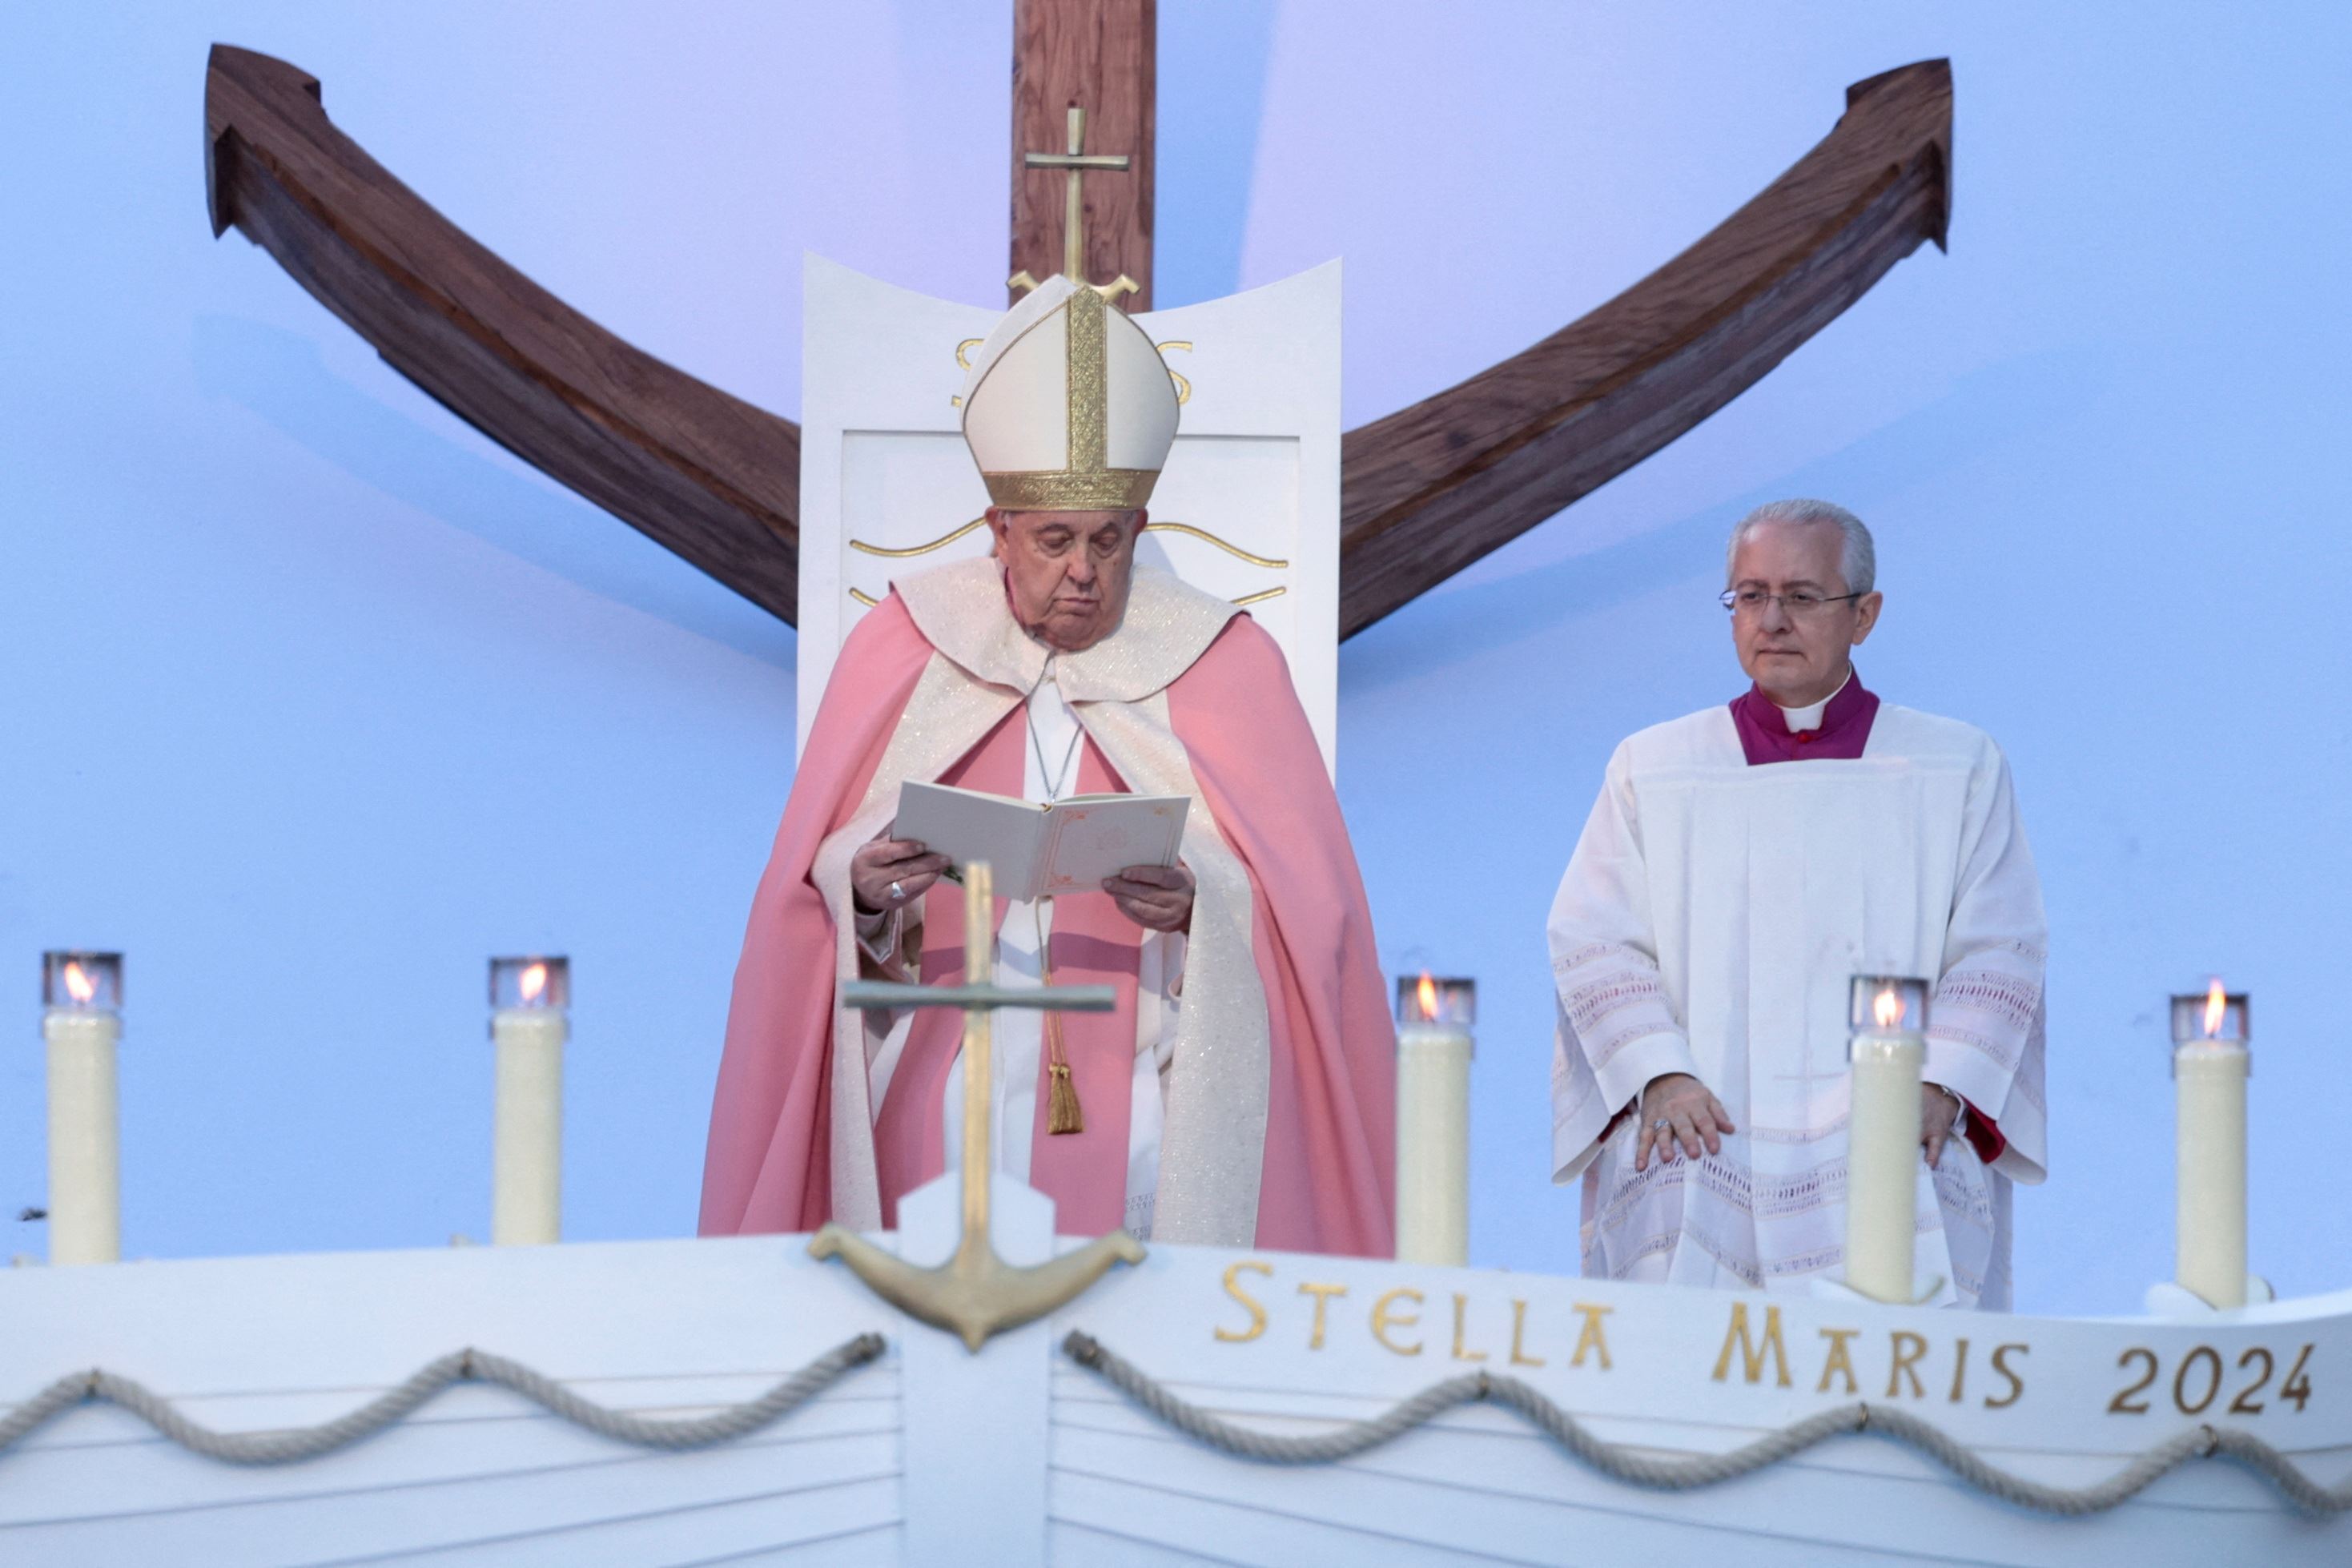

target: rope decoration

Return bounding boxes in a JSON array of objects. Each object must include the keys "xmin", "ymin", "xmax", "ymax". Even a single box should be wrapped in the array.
[
  {"xmin": 0, "ymin": 1332, "xmax": 886, "ymax": 1466},
  {"xmin": 1062, "ymin": 1330, "xmax": 2352, "ymax": 1517}
]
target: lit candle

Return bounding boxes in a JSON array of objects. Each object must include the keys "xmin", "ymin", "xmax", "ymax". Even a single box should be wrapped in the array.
[
  {"xmin": 2171, "ymin": 980, "xmax": 2249, "ymax": 1309},
  {"xmin": 490, "ymin": 956, "xmax": 568, "ymax": 1245},
  {"xmin": 1844, "ymin": 975, "xmax": 1928, "ymax": 1304},
  {"xmin": 1394, "ymin": 974, "xmax": 1474, "ymax": 1266},
  {"xmin": 42, "ymin": 951, "xmax": 123, "ymax": 1265}
]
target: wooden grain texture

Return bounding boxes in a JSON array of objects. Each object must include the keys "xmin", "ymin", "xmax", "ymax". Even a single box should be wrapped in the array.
[
  {"xmin": 203, "ymin": 43, "xmax": 802, "ymax": 623},
  {"xmin": 203, "ymin": 43, "xmax": 1947, "ymax": 645},
  {"xmin": 1010, "ymin": 0, "xmax": 1156, "ymax": 310},
  {"xmin": 1336, "ymin": 60, "xmax": 1955, "ymax": 638}
]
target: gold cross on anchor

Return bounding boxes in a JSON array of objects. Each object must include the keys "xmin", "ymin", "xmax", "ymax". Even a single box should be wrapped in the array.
[
  {"xmin": 1008, "ymin": 104, "xmax": 1140, "ymax": 301},
  {"xmin": 809, "ymin": 859, "xmax": 1146, "ymax": 1351}
]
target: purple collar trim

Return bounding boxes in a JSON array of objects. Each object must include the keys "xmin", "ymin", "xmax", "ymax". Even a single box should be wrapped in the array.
[{"xmin": 1730, "ymin": 673, "xmax": 1880, "ymax": 765}]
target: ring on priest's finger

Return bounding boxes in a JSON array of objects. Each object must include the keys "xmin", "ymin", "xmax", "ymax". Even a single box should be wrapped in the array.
[
  {"xmin": 1651, "ymin": 1119, "xmax": 1673, "ymax": 1135},
  {"xmin": 888, "ymin": 880, "xmax": 905, "ymax": 903}
]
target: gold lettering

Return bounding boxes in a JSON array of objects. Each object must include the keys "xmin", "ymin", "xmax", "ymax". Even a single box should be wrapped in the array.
[
  {"xmin": 1888, "ymin": 1331, "xmax": 1929, "ymax": 1399},
  {"xmin": 1510, "ymin": 1298, "xmax": 1547, "ymax": 1368},
  {"xmin": 1984, "ymin": 1342, "xmax": 2029, "ymax": 1409},
  {"xmin": 1371, "ymin": 1288, "xmax": 1425, "ymax": 1356},
  {"xmin": 1710, "ymin": 1302, "xmax": 1791, "ymax": 1388},
  {"xmin": 1449, "ymin": 1293, "xmax": 1489, "ymax": 1363},
  {"xmin": 1816, "ymin": 1327, "xmax": 1860, "ymax": 1395},
  {"xmin": 1297, "ymin": 1282, "xmax": 1348, "ymax": 1351},
  {"xmin": 1569, "ymin": 1303, "xmax": 1613, "ymax": 1370},
  {"xmin": 1948, "ymin": 1337, "xmax": 1970, "ymax": 1403},
  {"xmin": 1215, "ymin": 1260, "xmax": 1272, "ymax": 1343}
]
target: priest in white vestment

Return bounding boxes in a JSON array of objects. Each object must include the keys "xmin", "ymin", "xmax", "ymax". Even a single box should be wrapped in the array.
[{"xmin": 1549, "ymin": 499, "xmax": 2048, "ymax": 1308}]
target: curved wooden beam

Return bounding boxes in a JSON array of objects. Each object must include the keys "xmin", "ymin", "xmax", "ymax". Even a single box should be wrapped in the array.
[
  {"xmin": 204, "ymin": 46, "xmax": 1948, "ymax": 643},
  {"xmin": 1337, "ymin": 60, "xmax": 1953, "ymax": 638},
  {"xmin": 204, "ymin": 44, "xmax": 801, "ymax": 621}
]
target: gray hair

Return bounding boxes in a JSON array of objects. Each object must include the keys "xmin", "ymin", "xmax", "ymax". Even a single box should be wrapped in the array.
[{"xmin": 1725, "ymin": 499, "xmax": 1876, "ymax": 594}]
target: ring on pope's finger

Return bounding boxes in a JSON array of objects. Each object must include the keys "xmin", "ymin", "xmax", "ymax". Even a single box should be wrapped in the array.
[
  {"xmin": 889, "ymin": 880, "xmax": 905, "ymax": 902},
  {"xmin": 1651, "ymin": 1119, "xmax": 1673, "ymax": 1134}
]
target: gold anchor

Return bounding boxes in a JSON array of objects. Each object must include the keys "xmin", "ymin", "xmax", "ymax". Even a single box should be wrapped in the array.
[{"xmin": 809, "ymin": 860, "xmax": 1147, "ymax": 1350}]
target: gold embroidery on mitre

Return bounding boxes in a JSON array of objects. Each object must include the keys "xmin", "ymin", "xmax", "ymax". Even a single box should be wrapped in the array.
[
  {"xmin": 984, "ymin": 468, "xmax": 1160, "ymax": 509},
  {"xmin": 973, "ymin": 276, "xmax": 1172, "ymax": 511},
  {"xmin": 1066, "ymin": 283, "xmax": 1108, "ymax": 474}
]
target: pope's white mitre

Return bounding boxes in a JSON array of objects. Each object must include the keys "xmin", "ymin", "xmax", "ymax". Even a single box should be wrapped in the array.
[{"xmin": 959, "ymin": 275, "xmax": 1180, "ymax": 510}]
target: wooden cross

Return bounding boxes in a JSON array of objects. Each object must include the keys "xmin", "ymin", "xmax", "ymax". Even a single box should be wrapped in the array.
[
  {"xmin": 202, "ymin": 10, "xmax": 1952, "ymax": 637},
  {"xmin": 1011, "ymin": 104, "xmax": 1140, "ymax": 300},
  {"xmin": 1010, "ymin": 0, "xmax": 1153, "ymax": 308},
  {"xmin": 807, "ymin": 860, "xmax": 1145, "ymax": 1350}
]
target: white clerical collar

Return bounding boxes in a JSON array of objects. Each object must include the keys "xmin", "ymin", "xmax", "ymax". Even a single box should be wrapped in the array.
[{"xmin": 1775, "ymin": 670, "xmax": 1851, "ymax": 733}]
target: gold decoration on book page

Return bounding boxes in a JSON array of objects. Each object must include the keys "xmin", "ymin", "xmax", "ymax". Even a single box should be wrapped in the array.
[{"xmin": 810, "ymin": 859, "xmax": 1144, "ymax": 1350}]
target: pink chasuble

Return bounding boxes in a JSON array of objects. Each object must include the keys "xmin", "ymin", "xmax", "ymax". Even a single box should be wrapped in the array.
[
  {"xmin": 699, "ymin": 569, "xmax": 1395, "ymax": 1258},
  {"xmin": 869, "ymin": 709, "xmax": 1144, "ymax": 1236}
]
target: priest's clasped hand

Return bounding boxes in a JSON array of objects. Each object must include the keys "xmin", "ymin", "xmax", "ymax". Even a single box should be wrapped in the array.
[
  {"xmin": 850, "ymin": 837, "xmax": 951, "ymax": 915},
  {"xmin": 1104, "ymin": 862, "xmax": 1194, "ymax": 932},
  {"xmin": 1634, "ymin": 1072, "xmax": 1736, "ymax": 1171},
  {"xmin": 1921, "ymin": 1081, "xmax": 1964, "ymax": 1168}
]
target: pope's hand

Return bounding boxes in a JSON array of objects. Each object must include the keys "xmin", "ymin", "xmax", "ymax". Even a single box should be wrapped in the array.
[
  {"xmin": 1104, "ymin": 862, "xmax": 1194, "ymax": 932},
  {"xmin": 1921, "ymin": 1081, "xmax": 1964, "ymax": 1167},
  {"xmin": 851, "ymin": 837, "xmax": 951, "ymax": 915},
  {"xmin": 1635, "ymin": 1072, "xmax": 1736, "ymax": 1171}
]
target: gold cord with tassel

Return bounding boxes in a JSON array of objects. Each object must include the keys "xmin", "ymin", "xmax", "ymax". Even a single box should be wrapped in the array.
[{"xmin": 1038, "ymin": 899, "xmax": 1084, "ymax": 1135}]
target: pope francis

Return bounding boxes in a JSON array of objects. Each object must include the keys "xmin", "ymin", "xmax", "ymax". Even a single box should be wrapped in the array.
[{"xmin": 700, "ymin": 277, "xmax": 1395, "ymax": 1256}]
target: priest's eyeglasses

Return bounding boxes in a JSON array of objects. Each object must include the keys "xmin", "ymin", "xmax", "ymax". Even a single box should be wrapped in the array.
[{"xmin": 1720, "ymin": 589, "xmax": 1864, "ymax": 617}]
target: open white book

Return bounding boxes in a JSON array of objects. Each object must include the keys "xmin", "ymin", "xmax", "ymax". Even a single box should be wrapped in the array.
[{"xmin": 894, "ymin": 780, "xmax": 1189, "ymax": 903}]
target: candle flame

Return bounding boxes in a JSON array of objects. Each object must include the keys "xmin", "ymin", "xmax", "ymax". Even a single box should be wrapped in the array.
[
  {"xmin": 2204, "ymin": 977, "xmax": 2227, "ymax": 1038},
  {"xmin": 520, "ymin": 962, "xmax": 549, "ymax": 1004},
  {"xmin": 1872, "ymin": 986, "xmax": 1905, "ymax": 1030},
  {"xmin": 1417, "ymin": 972, "xmax": 1440, "ymax": 1023},
  {"xmin": 62, "ymin": 961, "xmax": 95, "ymax": 1005}
]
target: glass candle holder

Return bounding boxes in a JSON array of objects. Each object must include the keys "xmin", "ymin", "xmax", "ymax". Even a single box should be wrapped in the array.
[
  {"xmin": 1396, "ymin": 975, "xmax": 1476, "ymax": 1027},
  {"xmin": 490, "ymin": 956, "xmax": 570, "ymax": 1012},
  {"xmin": 2172, "ymin": 981, "xmax": 2249, "ymax": 1047},
  {"xmin": 42, "ymin": 952, "xmax": 122, "ymax": 1014},
  {"xmin": 1848, "ymin": 974, "xmax": 1929, "ymax": 1043}
]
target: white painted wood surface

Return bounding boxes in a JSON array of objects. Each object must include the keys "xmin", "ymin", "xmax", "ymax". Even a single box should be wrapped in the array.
[
  {"xmin": 2, "ymin": 1215, "xmax": 2346, "ymax": 1565},
  {"xmin": 797, "ymin": 256, "xmax": 1344, "ymax": 771}
]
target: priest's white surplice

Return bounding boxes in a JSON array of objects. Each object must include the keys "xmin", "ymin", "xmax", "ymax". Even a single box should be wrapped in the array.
[{"xmin": 1548, "ymin": 702, "xmax": 2048, "ymax": 1309}]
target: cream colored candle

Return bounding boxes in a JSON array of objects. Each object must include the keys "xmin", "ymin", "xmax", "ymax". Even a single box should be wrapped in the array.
[
  {"xmin": 42, "ymin": 952, "xmax": 123, "ymax": 1266},
  {"xmin": 491, "ymin": 958, "xmax": 569, "ymax": 1246},
  {"xmin": 1843, "ymin": 976, "xmax": 1928, "ymax": 1304},
  {"xmin": 1395, "ymin": 975, "xmax": 1474, "ymax": 1267},
  {"xmin": 2173, "ymin": 983, "xmax": 2249, "ymax": 1309}
]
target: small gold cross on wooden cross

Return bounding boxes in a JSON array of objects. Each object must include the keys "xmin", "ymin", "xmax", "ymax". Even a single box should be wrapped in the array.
[{"xmin": 1009, "ymin": 104, "xmax": 1140, "ymax": 301}]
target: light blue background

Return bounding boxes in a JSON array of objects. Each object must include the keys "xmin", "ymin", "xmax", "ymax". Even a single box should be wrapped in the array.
[{"xmin": 3, "ymin": 3, "xmax": 2345, "ymax": 1314}]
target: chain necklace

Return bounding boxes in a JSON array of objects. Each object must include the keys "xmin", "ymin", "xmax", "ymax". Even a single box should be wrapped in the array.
[{"xmin": 1023, "ymin": 657, "xmax": 1084, "ymax": 802}]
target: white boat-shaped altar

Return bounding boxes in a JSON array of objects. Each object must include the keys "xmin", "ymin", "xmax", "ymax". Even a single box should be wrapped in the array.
[{"xmin": 3, "ymin": 1162, "xmax": 2346, "ymax": 1567}]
